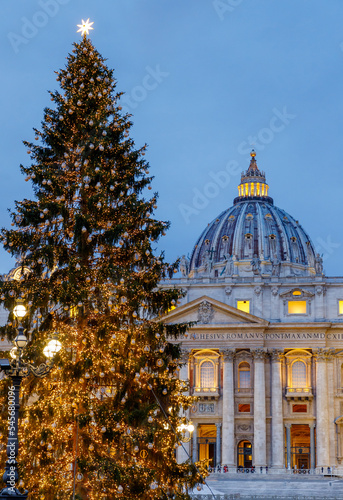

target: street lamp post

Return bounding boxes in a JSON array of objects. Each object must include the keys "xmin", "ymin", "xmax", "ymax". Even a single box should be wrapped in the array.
[{"xmin": 0, "ymin": 303, "xmax": 61, "ymax": 499}]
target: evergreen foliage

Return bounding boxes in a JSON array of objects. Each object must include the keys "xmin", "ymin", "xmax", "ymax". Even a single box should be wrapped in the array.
[{"xmin": 0, "ymin": 36, "xmax": 205, "ymax": 499}]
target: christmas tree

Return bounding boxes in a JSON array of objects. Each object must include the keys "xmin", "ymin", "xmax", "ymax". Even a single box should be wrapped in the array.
[{"xmin": 0, "ymin": 22, "xmax": 205, "ymax": 499}]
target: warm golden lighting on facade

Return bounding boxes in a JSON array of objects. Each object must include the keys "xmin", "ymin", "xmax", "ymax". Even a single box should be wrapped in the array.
[
  {"xmin": 237, "ymin": 300, "xmax": 250, "ymax": 313},
  {"xmin": 339, "ymin": 300, "xmax": 343, "ymax": 315},
  {"xmin": 288, "ymin": 301, "xmax": 306, "ymax": 314}
]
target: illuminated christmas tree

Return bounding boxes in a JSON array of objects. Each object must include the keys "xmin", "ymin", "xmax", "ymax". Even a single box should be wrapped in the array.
[{"xmin": 0, "ymin": 22, "xmax": 205, "ymax": 499}]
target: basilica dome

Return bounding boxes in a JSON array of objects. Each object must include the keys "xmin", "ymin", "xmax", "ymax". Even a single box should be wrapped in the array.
[{"xmin": 188, "ymin": 152, "xmax": 321, "ymax": 278}]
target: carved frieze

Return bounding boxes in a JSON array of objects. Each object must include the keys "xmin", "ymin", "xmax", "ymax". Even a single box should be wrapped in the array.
[{"xmin": 237, "ymin": 424, "xmax": 252, "ymax": 432}]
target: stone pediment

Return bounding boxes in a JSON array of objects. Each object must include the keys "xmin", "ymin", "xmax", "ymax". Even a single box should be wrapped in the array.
[
  {"xmin": 279, "ymin": 288, "xmax": 315, "ymax": 298},
  {"xmin": 161, "ymin": 295, "xmax": 268, "ymax": 326}
]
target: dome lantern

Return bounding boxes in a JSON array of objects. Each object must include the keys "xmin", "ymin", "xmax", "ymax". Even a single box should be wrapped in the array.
[{"xmin": 235, "ymin": 150, "xmax": 273, "ymax": 205}]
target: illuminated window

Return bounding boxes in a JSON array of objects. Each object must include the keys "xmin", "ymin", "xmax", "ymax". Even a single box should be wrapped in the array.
[
  {"xmin": 292, "ymin": 404, "xmax": 307, "ymax": 413},
  {"xmin": 292, "ymin": 361, "xmax": 306, "ymax": 388},
  {"xmin": 200, "ymin": 361, "xmax": 215, "ymax": 389},
  {"xmin": 292, "ymin": 290, "xmax": 302, "ymax": 296},
  {"xmin": 288, "ymin": 301, "xmax": 306, "ymax": 314},
  {"xmin": 339, "ymin": 301, "xmax": 343, "ymax": 315},
  {"xmin": 237, "ymin": 300, "xmax": 250, "ymax": 313},
  {"xmin": 238, "ymin": 403, "xmax": 250, "ymax": 413},
  {"xmin": 193, "ymin": 351, "xmax": 219, "ymax": 394},
  {"xmin": 238, "ymin": 362, "xmax": 251, "ymax": 389}
]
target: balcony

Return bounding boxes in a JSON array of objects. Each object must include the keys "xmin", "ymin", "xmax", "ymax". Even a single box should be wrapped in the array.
[
  {"xmin": 235, "ymin": 388, "xmax": 253, "ymax": 396},
  {"xmin": 285, "ymin": 387, "xmax": 313, "ymax": 400},
  {"xmin": 193, "ymin": 386, "xmax": 220, "ymax": 399}
]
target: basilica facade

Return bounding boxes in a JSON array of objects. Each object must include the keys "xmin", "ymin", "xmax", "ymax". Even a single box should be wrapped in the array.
[{"xmin": 161, "ymin": 151, "xmax": 343, "ymax": 473}]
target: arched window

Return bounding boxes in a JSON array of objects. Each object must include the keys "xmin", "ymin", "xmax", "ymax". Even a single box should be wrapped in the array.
[
  {"xmin": 292, "ymin": 361, "xmax": 306, "ymax": 388},
  {"xmin": 200, "ymin": 361, "xmax": 215, "ymax": 389},
  {"xmin": 238, "ymin": 362, "xmax": 251, "ymax": 389}
]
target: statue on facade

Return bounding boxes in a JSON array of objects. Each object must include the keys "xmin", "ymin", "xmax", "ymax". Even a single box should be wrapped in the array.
[
  {"xmin": 315, "ymin": 253, "xmax": 323, "ymax": 275},
  {"xmin": 201, "ymin": 250, "xmax": 212, "ymax": 274},
  {"xmin": 271, "ymin": 254, "xmax": 281, "ymax": 276},
  {"xmin": 251, "ymin": 254, "xmax": 261, "ymax": 275},
  {"xmin": 225, "ymin": 254, "xmax": 234, "ymax": 276},
  {"xmin": 179, "ymin": 255, "xmax": 189, "ymax": 277}
]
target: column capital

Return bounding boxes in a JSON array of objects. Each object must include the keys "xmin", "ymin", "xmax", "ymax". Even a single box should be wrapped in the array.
[
  {"xmin": 309, "ymin": 423, "xmax": 316, "ymax": 429},
  {"xmin": 180, "ymin": 348, "xmax": 191, "ymax": 363},
  {"xmin": 251, "ymin": 348, "xmax": 266, "ymax": 361},
  {"xmin": 269, "ymin": 348, "xmax": 284, "ymax": 362},
  {"xmin": 314, "ymin": 348, "xmax": 335, "ymax": 362},
  {"xmin": 285, "ymin": 423, "xmax": 292, "ymax": 429},
  {"xmin": 215, "ymin": 422, "xmax": 222, "ymax": 429},
  {"xmin": 222, "ymin": 348, "xmax": 235, "ymax": 362}
]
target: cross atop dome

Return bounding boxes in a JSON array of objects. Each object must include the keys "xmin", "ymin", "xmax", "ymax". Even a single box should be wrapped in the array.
[{"xmin": 235, "ymin": 151, "xmax": 273, "ymax": 205}]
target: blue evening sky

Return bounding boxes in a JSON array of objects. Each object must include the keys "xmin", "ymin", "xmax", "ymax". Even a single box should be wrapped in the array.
[{"xmin": 1, "ymin": 0, "xmax": 343, "ymax": 276}]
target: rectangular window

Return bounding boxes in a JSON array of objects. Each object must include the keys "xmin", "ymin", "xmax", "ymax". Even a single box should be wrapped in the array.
[
  {"xmin": 292, "ymin": 404, "xmax": 307, "ymax": 413},
  {"xmin": 288, "ymin": 300, "xmax": 306, "ymax": 314},
  {"xmin": 339, "ymin": 301, "xmax": 343, "ymax": 315},
  {"xmin": 237, "ymin": 300, "xmax": 250, "ymax": 313},
  {"xmin": 238, "ymin": 404, "xmax": 250, "ymax": 413}
]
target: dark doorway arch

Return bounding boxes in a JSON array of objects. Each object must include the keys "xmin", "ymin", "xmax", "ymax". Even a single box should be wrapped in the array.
[{"xmin": 237, "ymin": 440, "xmax": 253, "ymax": 468}]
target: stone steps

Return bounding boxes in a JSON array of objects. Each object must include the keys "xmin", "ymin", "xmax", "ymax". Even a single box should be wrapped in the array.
[{"xmin": 190, "ymin": 476, "xmax": 343, "ymax": 499}]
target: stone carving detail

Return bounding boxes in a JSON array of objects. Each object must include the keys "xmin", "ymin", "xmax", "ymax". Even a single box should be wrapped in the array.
[
  {"xmin": 225, "ymin": 286, "xmax": 233, "ymax": 296},
  {"xmin": 271, "ymin": 286, "xmax": 279, "ymax": 296},
  {"xmin": 225, "ymin": 255, "xmax": 234, "ymax": 276},
  {"xmin": 179, "ymin": 255, "xmax": 189, "ymax": 277},
  {"xmin": 222, "ymin": 349, "xmax": 235, "ymax": 362},
  {"xmin": 271, "ymin": 254, "xmax": 281, "ymax": 276},
  {"xmin": 315, "ymin": 348, "xmax": 328, "ymax": 362},
  {"xmin": 270, "ymin": 348, "xmax": 283, "ymax": 362},
  {"xmin": 237, "ymin": 424, "xmax": 251, "ymax": 432},
  {"xmin": 198, "ymin": 403, "xmax": 215, "ymax": 414},
  {"xmin": 251, "ymin": 254, "xmax": 261, "ymax": 275},
  {"xmin": 180, "ymin": 348, "xmax": 191, "ymax": 363},
  {"xmin": 315, "ymin": 254, "xmax": 323, "ymax": 275},
  {"xmin": 198, "ymin": 300, "xmax": 214, "ymax": 324},
  {"xmin": 251, "ymin": 348, "xmax": 266, "ymax": 361},
  {"xmin": 254, "ymin": 286, "xmax": 262, "ymax": 296},
  {"xmin": 315, "ymin": 286, "xmax": 326, "ymax": 296}
]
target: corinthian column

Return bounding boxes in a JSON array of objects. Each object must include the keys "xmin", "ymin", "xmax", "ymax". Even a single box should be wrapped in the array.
[
  {"xmin": 327, "ymin": 352, "xmax": 335, "ymax": 467},
  {"xmin": 177, "ymin": 349, "xmax": 191, "ymax": 463},
  {"xmin": 221, "ymin": 349, "xmax": 235, "ymax": 466},
  {"xmin": 253, "ymin": 348, "xmax": 267, "ymax": 467},
  {"xmin": 316, "ymin": 349, "xmax": 329, "ymax": 468},
  {"xmin": 270, "ymin": 349, "xmax": 284, "ymax": 468}
]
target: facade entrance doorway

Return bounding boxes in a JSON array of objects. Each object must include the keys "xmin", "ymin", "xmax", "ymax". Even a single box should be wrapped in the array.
[
  {"xmin": 198, "ymin": 424, "xmax": 217, "ymax": 467},
  {"xmin": 290, "ymin": 424, "xmax": 312, "ymax": 469},
  {"xmin": 237, "ymin": 440, "xmax": 253, "ymax": 468}
]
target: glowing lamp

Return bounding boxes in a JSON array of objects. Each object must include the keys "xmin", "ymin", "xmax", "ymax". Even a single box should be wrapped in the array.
[
  {"xmin": 43, "ymin": 339, "xmax": 62, "ymax": 359},
  {"xmin": 13, "ymin": 302, "xmax": 27, "ymax": 319}
]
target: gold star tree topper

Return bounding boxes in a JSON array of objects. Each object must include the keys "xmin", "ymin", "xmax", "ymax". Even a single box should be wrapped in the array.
[{"xmin": 77, "ymin": 19, "xmax": 94, "ymax": 36}]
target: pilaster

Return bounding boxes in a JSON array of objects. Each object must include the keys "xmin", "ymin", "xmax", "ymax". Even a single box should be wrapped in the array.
[
  {"xmin": 221, "ymin": 349, "xmax": 235, "ymax": 466},
  {"xmin": 252, "ymin": 348, "xmax": 267, "ymax": 467}
]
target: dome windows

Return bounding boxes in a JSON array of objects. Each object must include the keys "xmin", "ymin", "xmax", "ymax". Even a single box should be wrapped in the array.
[
  {"xmin": 269, "ymin": 234, "xmax": 276, "ymax": 240},
  {"xmin": 265, "ymin": 213, "xmax": 272, "ymax": 219},
  {"xmin": 245, "ymin": 233, "xmax": 253, "ymax": 240},
  {"xmin": 246, "ymin": 213, "xmax": 253, "ymax": 220}
]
